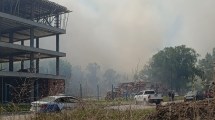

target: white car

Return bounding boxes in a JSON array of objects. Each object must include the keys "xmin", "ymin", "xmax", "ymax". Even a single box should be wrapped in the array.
[
  {"xmin": 30, "ymin": 95, "xmax": 79, "ymax": 113},
  {"xmin": 134, "ymin": 90, "xmax": 163, "ymax": 105}
]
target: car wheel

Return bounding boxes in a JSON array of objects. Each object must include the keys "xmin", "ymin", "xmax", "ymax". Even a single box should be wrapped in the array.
[
  {"xmin": 134, "ymin": 98, "xmax": 138, "ymax": 105},
  {"xmin": 194, "ymin": 97, "xmax": 197, "ymax": 101},
  {"xmin": 155, "ymin": 100, "xmax": 161, "ymax": 105},
  {"xmin": 52, "ymin": 104, "xmax": 61, "ymax": 112},
  {"xmin": 143, "ymin": 99, "xmax": 147, "ymax": 106},
  {"xmin": 135, "ymin": 100, "xmax": 138, "ymax": 105}
]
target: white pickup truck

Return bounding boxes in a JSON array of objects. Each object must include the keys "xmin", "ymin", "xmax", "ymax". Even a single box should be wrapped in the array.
[{"xmin": 134, "ymin": 90, "xmax": 163, "ymax": 105}]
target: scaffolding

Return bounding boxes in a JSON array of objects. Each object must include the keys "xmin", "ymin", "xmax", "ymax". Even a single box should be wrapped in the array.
[{"xmin": 0, "ymin": 0, "xmax": 70, "ymax": 29}]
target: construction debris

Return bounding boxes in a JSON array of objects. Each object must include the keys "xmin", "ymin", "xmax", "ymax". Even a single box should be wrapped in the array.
[
  {"xmin": 105, "ymin": 81, "xmax": 165, "ymax": 100},
  {"xmin": 144, "ymin": 99, "xmax": 215, "ymax": 120}
]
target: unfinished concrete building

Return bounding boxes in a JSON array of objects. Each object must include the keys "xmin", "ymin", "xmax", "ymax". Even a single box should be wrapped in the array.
[{"xmin": 0, "ymin": 0, "xmax": 70, "ymax": 103}]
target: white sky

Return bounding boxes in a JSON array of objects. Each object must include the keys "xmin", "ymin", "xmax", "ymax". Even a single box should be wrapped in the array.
[{"xmin": 41, "ymin": 0, "xmax": 215, "ymax": 74}]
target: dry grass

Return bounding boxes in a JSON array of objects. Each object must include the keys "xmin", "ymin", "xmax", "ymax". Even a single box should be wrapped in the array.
[
  {"xmin": 33, "ymin": 100, "xmax": 155, "ymax": 120},
  {"xmin": 5, "ymin": 99, "xmax": 215, "ymax": 120},
  {"xmin": 0, "ymin": 103, "xmax": 30, "ymax": 113},
  {"xmin": 0, "ymin": 100, "xmax": 155, "ymax": 120}
]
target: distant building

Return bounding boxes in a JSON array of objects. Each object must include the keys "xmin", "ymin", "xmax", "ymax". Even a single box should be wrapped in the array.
[{"xmin": 0, "ymin": 0, "xmax": 70, "ymax": 103}]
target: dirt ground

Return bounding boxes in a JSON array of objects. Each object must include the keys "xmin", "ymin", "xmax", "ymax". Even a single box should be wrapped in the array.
[{"xmin": 143, "ymin": 98, "xmax": 215, "ymax": 120}]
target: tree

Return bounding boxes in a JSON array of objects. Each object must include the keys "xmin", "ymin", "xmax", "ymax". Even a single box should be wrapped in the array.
[
  {"xmin": 198, "ymin": 48, "xmax": 215, "ymax": 83},
  {"xmin": 85, "ymin": 63, "xmax": 101, "ymax": 95},
  {"xmin": 48, "ymin": 59, "xmax": 72, "ymax": 78},
  {"xmin": 103, "ymin": 69, "xmax": 118, "ymax": 87},
  {"xmin": 70, "ymin": 66, "xmax": 85, "ymax": 96},
  {"xmin": 139, "ymin": 45, "xmax": 200, "ymax": 91}
]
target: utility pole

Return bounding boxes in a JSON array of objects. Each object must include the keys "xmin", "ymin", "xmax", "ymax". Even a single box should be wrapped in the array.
[
  {"xmin": 97, "ymin": 85, "xmax": 99, "ymax": 101},
  {"xmin": 80, "ymin": 84, "xmax": 82, "ymax": 99},
  {"xmin": 112, "ymin": 84, "xmax": 114, "ymax": 100}
]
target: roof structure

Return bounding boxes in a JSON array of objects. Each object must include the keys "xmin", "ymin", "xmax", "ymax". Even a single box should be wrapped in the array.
[
  {"xmin": 0, "ymin": 0, "xmax": 70, "ymax": 42},
  {"xmin": 0, "ymin": 0, "xmax": 69, "ymax": 19}
]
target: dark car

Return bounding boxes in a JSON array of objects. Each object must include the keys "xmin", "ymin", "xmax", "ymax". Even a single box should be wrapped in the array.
[
  {"xmin": 205, "ymin": 89, "xmax": 213, "ymax": 98},
  {"xmin": 184, "ymin": 90, "xmax": 205, "ymax": 102}
]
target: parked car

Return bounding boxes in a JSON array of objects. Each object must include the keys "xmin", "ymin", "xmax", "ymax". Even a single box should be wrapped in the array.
[
  {"xmin": 205, "ymin": 89, "xmax": 213, "ymax": 98},
  {"xmin": 30, "ymin": 95, "xmax": 79, "ymax": 113},
  {"xmin": 184, "ymin": 90, "xmax": 205, "ymax": 102},
  {"xmin": 174, "ymin": 92, "xmax": 179, "ymax": 97},
  {"xmin": 134, "ymin": 90, "xmax": 163, "ymax": 105}
]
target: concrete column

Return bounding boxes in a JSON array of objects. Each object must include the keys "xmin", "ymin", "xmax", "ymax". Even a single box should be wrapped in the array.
[
  {"xmin": 9, "ymin": 32, "xmax": 13, "ymax": 72},
  {"xmin": 21, "ymin": 40, "xmax": 24, "ymax": 45},
  {"xmin": 36, "ymin": 38, "xmax": 39, "ymax": 73},
  {"xmin": 56, "ymin": 34, "xmax": 59, "ymax": 75},
  {"xmin": 1, "ymin": 77, "xmax": 3, "ymax": 103},
  {"xmin": 30, "ymin": 28, "xmax": 34, "ymax": 47},
  {"xmin": 21, "ymin": 40, "xmax": 24, "ymax": 70},
  {"xmin": 31, "ymin": 1, "xmax": 35, "ymax": 20},
  {"xmin": 9, "ymin": 32, "xmax": 13, "ymax": 43},
  {"xmin": 36, "ymin": 38, "xmax": 39, "ymax": 48},
  {"xmin": 5, "ymin": 83, "xmax": 7, "ymax": 102},
  {"xmin": 0, "ymin": 32, "xmax": 1, "ymax": 41},
  {"xmin": 30, "ymin": 3, "xmax": 35, "ymax": 102},
  {"xmin": 0, "ymin": 17, "xmax": 2, "ymax": 41},
  {"xmin": 56, "ymin": 34, "xmax": 59, "ymax": 52},
  {"xmin": 30, "ymin": 54, "xmax": 34, "ymax": 73},
  {"xmin": 36, "ymin": 80, "xmax": 39, "ymax": 100},
  {"xmin": 56, "ymin": 14, "xmax": 60, "ymax": 75},
  {"xmin": 1, "ymin": 0, "xmax": 4, "ymax": 12},
  {"xmin": 30, "ymin": 28, "xmax": 34, "ymax": 73},
  {"xmin": 56, "ymin": 57, "xmax": 59, "ymax": 75}
]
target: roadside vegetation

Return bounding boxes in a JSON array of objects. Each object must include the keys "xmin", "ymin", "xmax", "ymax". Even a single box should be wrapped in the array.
[
  {"xmin": 33, "ymin": 100, "xmax": 155, "ymax": 120},
  {"xmin": 0, "ymin": 103, "xmax": 30, "ymax": 113},
  {"xmin": 0, "ymin": 99, "xmax": 156, "ymax": 120}
]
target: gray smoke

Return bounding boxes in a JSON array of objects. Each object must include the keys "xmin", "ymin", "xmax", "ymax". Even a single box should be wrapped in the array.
[{"xmin": 44, "ymin": 0, "xmax": 215, "ymax": 74}]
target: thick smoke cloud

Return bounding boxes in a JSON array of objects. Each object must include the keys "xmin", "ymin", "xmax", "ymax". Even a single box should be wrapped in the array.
[{"xmin": 45, "ymin": 0, "xmax": 215, "ymax": 74}]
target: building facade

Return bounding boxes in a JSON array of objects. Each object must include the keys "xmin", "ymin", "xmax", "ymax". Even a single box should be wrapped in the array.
[{"xmin": 0, "ymin": 0, "xmax": 70, "ymax": 103}]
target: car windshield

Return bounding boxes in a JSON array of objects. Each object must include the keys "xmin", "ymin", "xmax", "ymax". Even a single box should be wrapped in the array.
[
  {"xmin": 55, "ymin": 97, "xmax": 79, "ymax": 103},
  {"xmin": 39, "ymin": 96, "xmax": 56, "ymax": 102},
  {"xmin": 137, "ymin": 92, "xmax": 143, "ymax": 95},
  {"xmin": 186, "ymin": 91, "xmax": 197, "ymax": 96},
  {"xmin": 145, "ymin": 91, "xmax": 155, "ymax": 94}
]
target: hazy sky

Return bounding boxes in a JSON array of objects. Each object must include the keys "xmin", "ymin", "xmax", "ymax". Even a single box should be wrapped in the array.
[{"xmin": 43, "ymin": 0, "xmax": 215, "ymax": 74}]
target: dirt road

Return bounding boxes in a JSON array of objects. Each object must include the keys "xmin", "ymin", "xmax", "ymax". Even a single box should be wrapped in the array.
[
  {"xmin": 106, "ymin": 104, "xmax": 156, "ymax": 111},
  {"xmin": 105, "ymin": 100, "xmax": 183, "ymax": 111}
]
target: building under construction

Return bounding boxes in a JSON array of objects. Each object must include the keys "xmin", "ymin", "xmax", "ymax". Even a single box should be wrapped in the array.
[{"xmin": 0, "ymin": 0, "xmax": 70, "ymax": 103}]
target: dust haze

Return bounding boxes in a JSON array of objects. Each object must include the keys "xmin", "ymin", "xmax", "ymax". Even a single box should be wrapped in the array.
[{"xmin": 41, "ymin": 0, "xmax": 215, "ymax": 74}]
